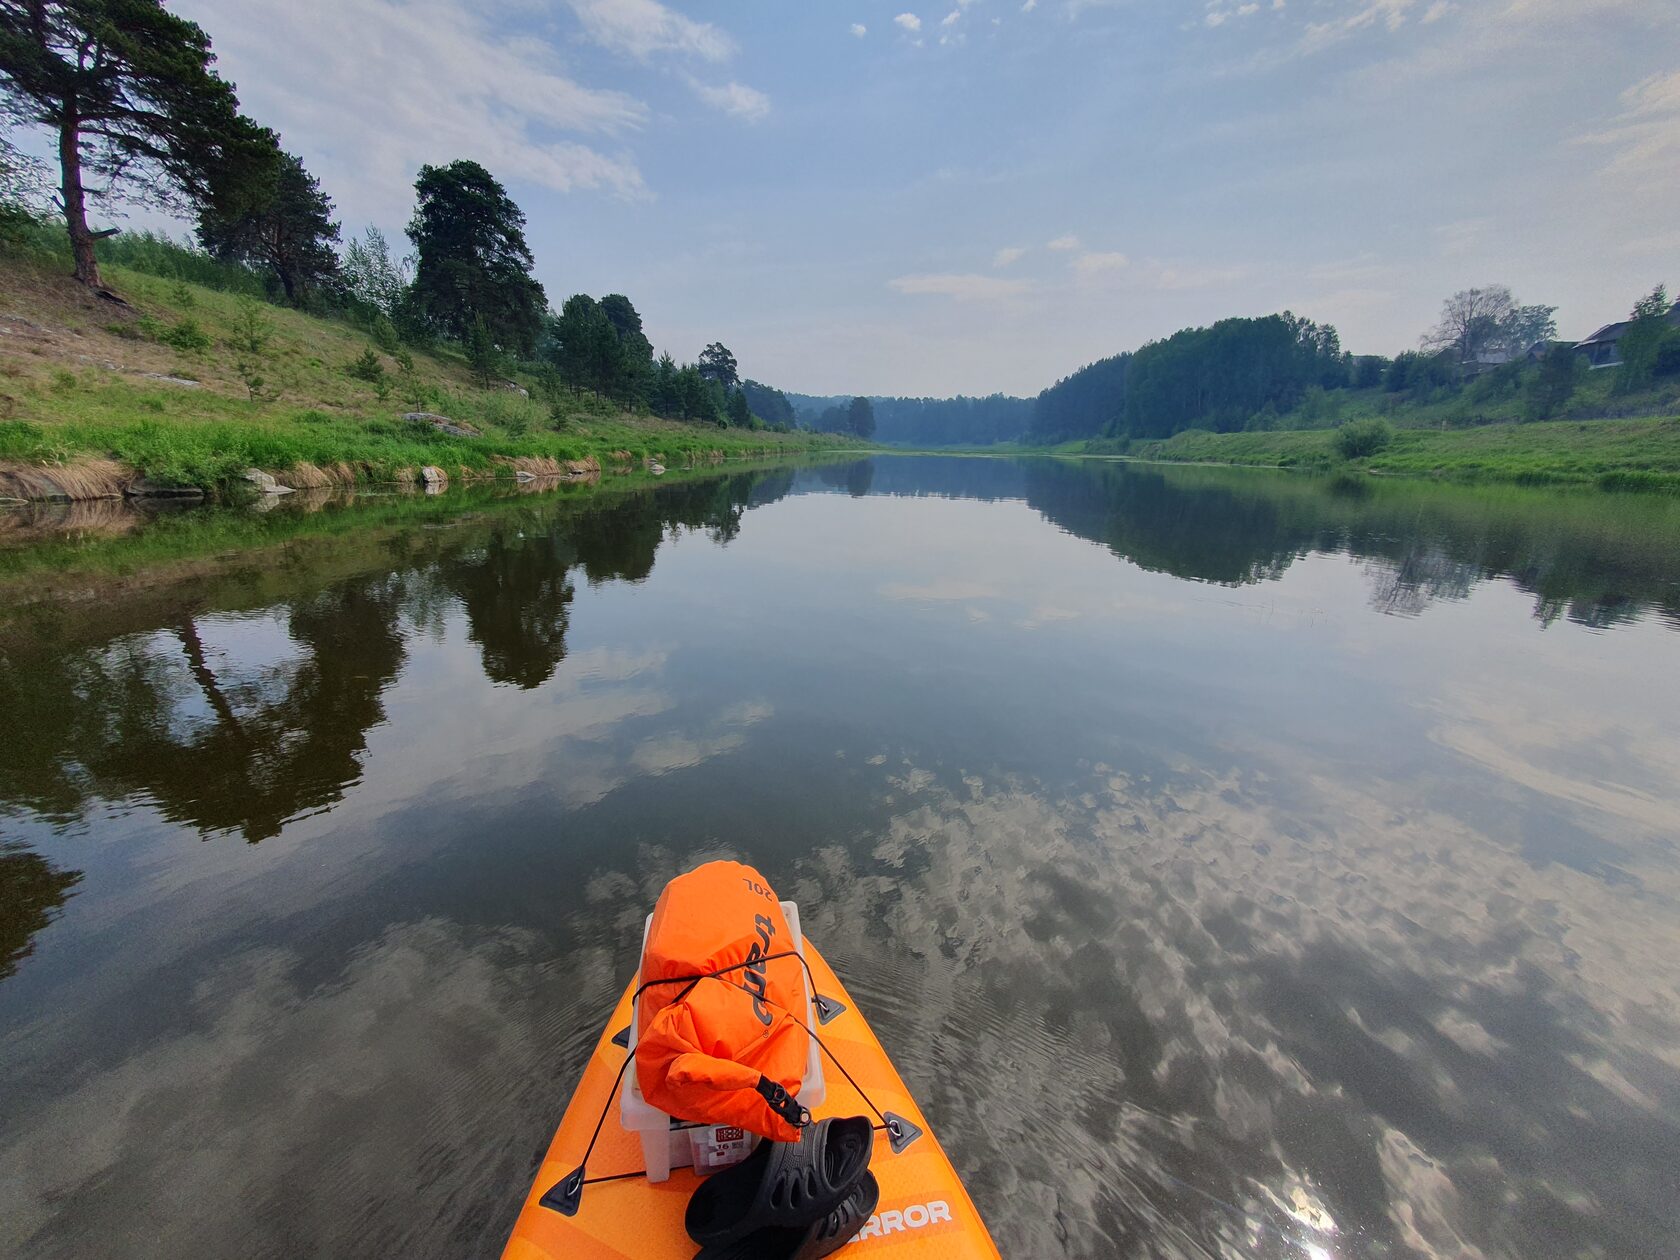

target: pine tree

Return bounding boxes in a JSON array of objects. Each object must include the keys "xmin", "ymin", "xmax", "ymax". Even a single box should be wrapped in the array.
[
  {"xmin": 0, "ymin": 0, "xmax": 276, "ymax": 289},
  {"xmin": 407, "ymin": 160, "xmax": 545, "ymax": 355},
  {"xmin": 199, "ymin": 149, "xmax": 340, "ymax": 303}
]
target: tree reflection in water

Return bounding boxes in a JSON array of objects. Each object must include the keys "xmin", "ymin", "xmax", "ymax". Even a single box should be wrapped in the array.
[
  {"xmin": 0, "ymin": 471, "xmax": 789, "ymax": 850},
  {"xmin": 0, "ymin": 844, "xmax": 81, "ymax": 981},
  {"xmin": 1, "ymin": 458, "xmax": 1678, "ymax": 987}
]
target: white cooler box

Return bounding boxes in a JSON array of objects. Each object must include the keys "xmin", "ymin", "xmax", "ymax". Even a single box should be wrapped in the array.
[{"xmin": 620, "ymin": 899, "xmax": 826, "ymax": 1182}]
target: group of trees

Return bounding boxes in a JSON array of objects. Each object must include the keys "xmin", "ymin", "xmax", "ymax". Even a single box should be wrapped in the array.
[
  {"xmin": 1120, "ymin": 313, "xmax": 1346, "ymax": 437},
  {"xmin": 1030, "ymin": 354, "xmax": 1130, "ymax": 443},
  {"xmin": 1025, "ymin": 283, "xmax": 1603, "ymax": 442},
  {"xmin": 810, "ymin": 396, "xmax": 875, "ymax": 438},
  {"xmin": 539, "ymin": 297, "xmax": 768, "ymax": 426},
  {"xmin": 0, "ymin": 0, "xmax": 773, "ymax": 428},
  {"xmin": 1422, "ymin": 286, "xmax": 1556, "ymax": 367},
  {"xmin": 1032, "ymin": 313, "xmax": 1348, "ymax": 443}
]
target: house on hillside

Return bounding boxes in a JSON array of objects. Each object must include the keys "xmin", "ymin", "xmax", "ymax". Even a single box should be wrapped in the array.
[{"xmin": 1574, "ymin": 302, "xmax": 1680, "ymax": 368}]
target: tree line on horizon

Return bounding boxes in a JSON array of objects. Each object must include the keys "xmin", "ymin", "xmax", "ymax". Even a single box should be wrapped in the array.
[
  {"xmin": 760, "ymin": 281, "xmax": 1674, "ymax": 448},
  {"xmin": 0, "ymin": 0, "xmax": 782, "ymax": 430},
  {"xmin": 1027, "ymin": 282, "xmax": 1678, "ymax": 444}
]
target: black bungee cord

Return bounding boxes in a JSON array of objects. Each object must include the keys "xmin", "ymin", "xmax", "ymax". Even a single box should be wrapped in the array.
[{"xmin": 540, "ymin": 949, "xmax": 918, "ymax": 1217}]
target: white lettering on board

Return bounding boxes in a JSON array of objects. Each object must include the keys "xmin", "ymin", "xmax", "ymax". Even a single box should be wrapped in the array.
[{"xmin": 854, "ymin": 1200, "xmax": 953, "ymax": 1242}]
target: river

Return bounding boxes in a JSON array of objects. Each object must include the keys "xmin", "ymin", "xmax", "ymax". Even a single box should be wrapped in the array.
[{"xmin": 2, "ymin": 456, "xmax": 1678, "ymax": 1259}]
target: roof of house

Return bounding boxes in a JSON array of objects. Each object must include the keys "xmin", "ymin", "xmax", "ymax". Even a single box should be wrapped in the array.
[
  {"xmin": 1578, "ymin": 321, "xmax": 1629, "ymax": 346},
  {"xmin": 1577, "ymin": 302, "xmax": 1680, "ymax": 347}
]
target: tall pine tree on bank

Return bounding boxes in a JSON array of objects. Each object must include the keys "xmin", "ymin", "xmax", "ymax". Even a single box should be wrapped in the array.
[
  {"xmin": 406, "ymin": 159, "xmax": 545, "ymax": 356},
  {"xmin": 198, "ymin": 148, "xmax": 340, "ymax": 303},
  {"xmin": 0, "ymin": 0, "xmax": 275, "ymax": 290}
]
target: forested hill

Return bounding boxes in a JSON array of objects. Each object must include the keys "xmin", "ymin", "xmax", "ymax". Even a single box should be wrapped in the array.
[{"xmin": 784, "ymin": 392, "xmax": 1033, "ymax": 446}]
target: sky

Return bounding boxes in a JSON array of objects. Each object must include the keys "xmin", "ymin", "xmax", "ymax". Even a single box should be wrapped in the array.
[{"xmin": 137, "ymin": 1, "xmax": 1680, "ymax": 395}]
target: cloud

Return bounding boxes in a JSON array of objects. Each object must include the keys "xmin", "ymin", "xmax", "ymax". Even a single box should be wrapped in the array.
[
  {"xmin": 1299, "ymin": 0, "xmax": 1419, "ymax": 55},
  {"xmin": 687, "ymin": 78, "xmax": 771, "ymax": 122},
  {"xmin": 171, "ymin": 0, "xmax": 648, "ymax": 222},
  {"xmin": 1073, "ymin": 250, "xmax": 1130, "ymax": 276},
  {"xmin": 1433, "ymin": 217, "xmax": 1491, "ymax": 256},
  {"xmin": 879, "ymin": 578, "xmax": 1003, "ymax": 601},
  {"xmin": 778, "ymin": 748, "xmax": 1680, "ymax": 1260},
  {"xmin": 1046, "ymin": 234, "xmax": 1081, "ymax": 250},
  {"xmin": 942, "ymin": 9, "xmax": 962, "ymax": 26},
  {"xmin": 1153, "ymin": 262, "xmax": 1249, "ymax": 289},
  {"xmin": 1021, "ymin": 0, "xmax": 1037, "ymax": 10},
  {"xmin": 992, "ymin": 246, "xmax": 1028, "ymax": 268},
  {"xmin": 0, "ymin": 919, "xmax": 575, "ymax": 1256},
  {"xmin": 565, "ymin": 0, "xmax": 734, "ymax": 60},
  {"xmin": 894, "ymin": 12, "xmax": 923, "ymax": 32},
  {"xmin": 851, "ymin": 22, "xmax": 868, "ymax": 37},
  {"xmin": 888, "ymin": 272, "xmax": 1031, "ymax": 300},
  {"xmin": 1574, "ymin": 71, "xmax": 1680, "ymax": 191}
]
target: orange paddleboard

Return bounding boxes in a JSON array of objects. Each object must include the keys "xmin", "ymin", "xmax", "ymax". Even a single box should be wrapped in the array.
[{"xmin": 503, "ymin": 942, "xmax": 1001, "ymax": 1259}]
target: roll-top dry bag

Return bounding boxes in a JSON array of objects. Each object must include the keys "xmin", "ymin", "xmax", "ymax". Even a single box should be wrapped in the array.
[{"xmin": 634, "ymin": 861, "xmax": 811, "ymax": 1142}]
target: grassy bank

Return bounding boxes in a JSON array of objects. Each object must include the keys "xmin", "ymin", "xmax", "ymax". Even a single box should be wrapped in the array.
[
  {"xmin": 1054, "ymin": 415, "xmax": 1680, "ymax": 491},
  {"xmin": 0, "ymin": 256, "xmax": 847, "ymax": 497},
  {"xmin": 0, "ymin": 457, "xmax": 834, "ymax": 621}
]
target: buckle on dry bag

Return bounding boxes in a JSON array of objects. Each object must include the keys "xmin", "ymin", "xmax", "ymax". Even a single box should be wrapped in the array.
[{"xmin": 755, "ymin": 1075, "xmax": 810, "ymax": 1128}]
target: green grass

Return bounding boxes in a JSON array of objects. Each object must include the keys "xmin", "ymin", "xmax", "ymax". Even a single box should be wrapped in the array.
[
  {"xmin": 0, "ymin": 253, "xmax": 848, "ymax": 493},
  {"xmin": 1249, "ymin": 368, "xmax": 1680, "ymax": 433},
  {"xmin": 1105, "ymin": 416, "xmax": 1680, "ymax": 491}
]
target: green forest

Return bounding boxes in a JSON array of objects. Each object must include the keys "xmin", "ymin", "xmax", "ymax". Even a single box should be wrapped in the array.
[
  {"xmin": 766, "ymin": 285, "xmax": 1678, "ymax": 463},
  {"xmin": 1027, "ymin": 285, "xmax": 1680, "ymax": 448}
]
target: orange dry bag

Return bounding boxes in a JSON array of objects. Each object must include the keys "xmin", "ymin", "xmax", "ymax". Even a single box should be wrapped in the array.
[{"xmin": 634, "ymin": 861, "xmax": 811, "ymax": 1142}]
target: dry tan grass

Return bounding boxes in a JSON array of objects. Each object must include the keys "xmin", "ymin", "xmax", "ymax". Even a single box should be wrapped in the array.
[
  {"xmin": 0, "ymin": 255, "xmax": 475, "ymax": 412},
  {"xmin": 0, "ymin": 495, "xmax": 149, "ymax": 542},
  {"xmin": 282, "ymin": 461, "xmax": 335, "ymax": 489},
  {"xmin": 0, "ymin": 457, "xmax": 131, "ymax": 501}
]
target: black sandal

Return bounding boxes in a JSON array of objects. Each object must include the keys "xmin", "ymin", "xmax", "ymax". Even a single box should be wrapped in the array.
[
  {"xmin": 695, "ymin": 1171, "xmax": 879, "ymax": 1260},
  {"xmin": 685, "ymin": 1116, "xmax": 874, "ymax": 1252}
]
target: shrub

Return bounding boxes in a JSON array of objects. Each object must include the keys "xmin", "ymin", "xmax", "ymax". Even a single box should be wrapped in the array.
[
  {"xmin": 101, "ymin": 229, "xmax": 267, "ymax": 297},
  {"xmin": 1525, "ymin": 344, "xmax": 1583, "ymax": 421},
  {"xmin": 1655, "ymin": 331, "xmax": 1680, "ymax": 379},
  {"xmin": 346, "ymin": 347, "xmax": 385, "ymax": 384},
  {"xmin": 465, "ymin": 317, "xmax": 507, "ymax": 388},
  {"xmin": 370, "ymin": 313, "xmax": 401, "ymax": 355},
  {"xmin": 159, "ymin": 318, "xmax": 211, "ymax": 354},
  {"xmin": 226, "ymin": 300, "xmax": 274, "ymax": 356},
  {"xmin": 1335, "ymin": 418, "xmax": 1393, "ymax": 459}
]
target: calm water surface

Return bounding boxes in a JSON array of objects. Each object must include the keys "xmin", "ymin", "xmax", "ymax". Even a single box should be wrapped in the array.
[{"xmin": 3, "ymin": 457, "xmax": 1679, "ymax": 1259}]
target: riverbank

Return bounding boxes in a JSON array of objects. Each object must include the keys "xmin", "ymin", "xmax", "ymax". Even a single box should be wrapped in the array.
[
  {"xmin": 0, "ymin": 457, "xmax": 842, "ymax": 625},
  {"xmin": 1045, "ymin": 414, "xmax": 1680, "ymax": 491},
  {"xmin": 0, "ymin": 257, "xmax": 849, "ymax": 502}
]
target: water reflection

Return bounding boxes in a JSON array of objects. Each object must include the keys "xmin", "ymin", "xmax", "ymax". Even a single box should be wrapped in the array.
[
  {"xmin": 2, "ymin": 457, "xmax": 1679, "ymax": 1260},
  {"xmin": 0, "ymin": 844, "xmax": 81, "ymax": 981},
  {"xmin": 0, "ymin": 472, "xmax": 789, "ymax": 842}
]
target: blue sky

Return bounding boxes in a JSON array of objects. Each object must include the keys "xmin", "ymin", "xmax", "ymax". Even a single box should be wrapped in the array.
[{"xmin": 159, "ymin": 0, "xmax": 1680, "ymax": 395}]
